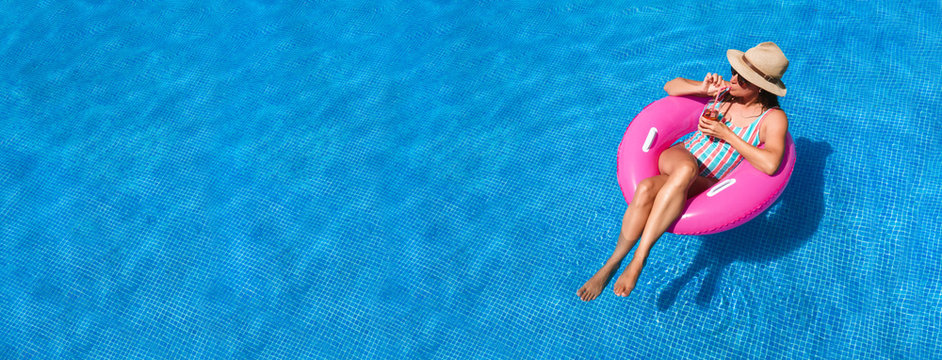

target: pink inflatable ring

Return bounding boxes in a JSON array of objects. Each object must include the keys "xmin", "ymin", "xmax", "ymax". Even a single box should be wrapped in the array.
[{"xmin": 616, "ymin": 95, "xmax": 796, "ymax": 235}]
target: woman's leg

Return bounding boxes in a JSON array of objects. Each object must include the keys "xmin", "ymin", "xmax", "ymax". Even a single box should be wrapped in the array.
[
  {"xmin": 577, "ymin": 174, "xmax": 668, "ymax": 301},
  {"xmin": 613, "ymin": 144, "xmax": 714, "ymax": 297}
]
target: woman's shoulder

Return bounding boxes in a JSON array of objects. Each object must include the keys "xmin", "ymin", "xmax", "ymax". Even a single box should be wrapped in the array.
[
  {"xmin": 765, "ymin": 107, "xmax": 788, "ymax": 121},
  {"xmin": 760, "ymin": 107, "xmax": 789, "ymax": 134}
]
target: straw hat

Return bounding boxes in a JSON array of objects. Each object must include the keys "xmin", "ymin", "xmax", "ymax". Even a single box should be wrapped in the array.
[{"xmin": 727, "ymin": 42, "xmax": 789, "ymax": 97}]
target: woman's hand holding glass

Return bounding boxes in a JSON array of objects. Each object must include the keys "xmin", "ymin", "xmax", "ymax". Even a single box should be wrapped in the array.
[{"xmin": 698, "ymin": 108, "xmax": 732, "ymax": 140}]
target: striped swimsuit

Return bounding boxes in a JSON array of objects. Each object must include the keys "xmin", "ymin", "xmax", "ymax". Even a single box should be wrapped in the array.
[{"xmin": 683, "ymin": 89, "xmax": 773, "ymax": 180}]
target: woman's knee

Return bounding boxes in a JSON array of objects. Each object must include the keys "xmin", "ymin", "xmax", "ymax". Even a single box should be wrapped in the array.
[
  {"xmin": 633, "ymin": 178, "xmax": 661, "ymax": 206},
  {"xmin": 659, "ymin": 145, "xmax": 699, "ymax": 179},
  {"xmin": 670, "ymin": 162, "xmax": 699, "ymax": 180}
]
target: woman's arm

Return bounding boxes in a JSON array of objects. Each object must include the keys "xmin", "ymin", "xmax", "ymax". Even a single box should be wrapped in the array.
[
  {"xmin": 698, "ymin": 110, "xmax": 789, "ymax": 175},
  {"xmin": 664, "ymin": 73, "xmax": 730, "ymax": 97}
]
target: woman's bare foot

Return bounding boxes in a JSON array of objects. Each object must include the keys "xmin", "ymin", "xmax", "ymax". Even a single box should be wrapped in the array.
[
  {"xmin": 577, "ymin": 264, "xmax": 619, "ymax": 301},
  {"xmin": 613, "ymin": 261, "xmax": 645, "ymax": 297}
]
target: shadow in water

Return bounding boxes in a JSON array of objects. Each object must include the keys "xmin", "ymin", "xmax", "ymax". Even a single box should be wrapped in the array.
[{"xmin": 658, "ymin": 138, "xmax": 833, "ymax": 310}]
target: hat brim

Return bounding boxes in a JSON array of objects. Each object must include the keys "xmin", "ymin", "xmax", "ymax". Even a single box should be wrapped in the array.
[{"xmin": 727, "ymin": 49, "xmax": 787, "ymax": 97}]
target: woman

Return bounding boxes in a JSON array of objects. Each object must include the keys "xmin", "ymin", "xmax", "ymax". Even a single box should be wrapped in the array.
[{"xmin": 577, "ymin": 42, "xmax": 791, "ymax": 301}]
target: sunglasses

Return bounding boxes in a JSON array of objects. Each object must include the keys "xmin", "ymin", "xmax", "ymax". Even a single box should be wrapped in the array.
[{"xmin": 731, "ymin": 67, "xmax": 750, "ymax": 86}]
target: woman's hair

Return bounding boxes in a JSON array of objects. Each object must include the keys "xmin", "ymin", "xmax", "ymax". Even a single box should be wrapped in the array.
[{"xmin": 757, "ymin": 89, "xmax": 780, "ymax": 110}]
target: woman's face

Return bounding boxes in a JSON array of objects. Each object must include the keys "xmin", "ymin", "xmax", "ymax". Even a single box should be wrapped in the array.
[{"xmin": 729, "ymin": 67, "xmax": 760, "ymax": 98}]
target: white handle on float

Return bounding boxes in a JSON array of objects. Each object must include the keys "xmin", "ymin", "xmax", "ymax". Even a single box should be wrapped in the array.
[
  {"xmin": 642, "ymin": 127, "xmax": 657, "ymax": 153},
  {"xmin": 707, "ymin": 178, "xmax": 736, "ymax": 197}
]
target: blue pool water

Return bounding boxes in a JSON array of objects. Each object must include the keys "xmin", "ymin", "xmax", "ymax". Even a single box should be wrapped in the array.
[{"xmin": 2, "ymin": 0, "xmax": 941, "ymax": 358}]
